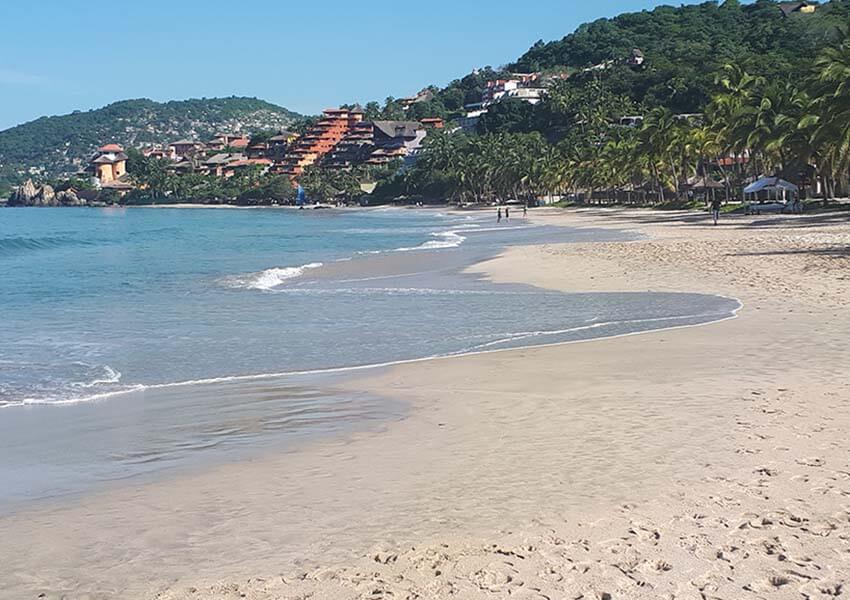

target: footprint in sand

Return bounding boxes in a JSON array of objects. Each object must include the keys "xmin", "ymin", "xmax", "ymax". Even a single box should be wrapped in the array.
[
  {"xmin": 755, "ymin": 466, "xmax": 780, "ymax": 477},
  {"xmin": 470, "ymin": 563, "xmax": 521, "ymax": 593},
  {"xmin": 797, "ymin": 457, "xmax": 826, "ymax": 467}
]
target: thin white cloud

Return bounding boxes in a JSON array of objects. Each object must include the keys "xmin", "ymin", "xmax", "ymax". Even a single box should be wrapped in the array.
[{"xmin": 0, "ymin": 67, "xmax": 46, "ymax": 85}]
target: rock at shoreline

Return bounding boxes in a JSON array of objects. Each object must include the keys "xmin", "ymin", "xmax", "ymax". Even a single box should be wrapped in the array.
[
  {"xmin": 57, "ymin": 189, "xmax": 83, "ymax": 206},
  {"xmin": 8, "ymin": 179, "xmax": 87, "ymax": 207},
  {"xmin": 36, "ymin": 184, "xmax": 56, "ymax": 206}
]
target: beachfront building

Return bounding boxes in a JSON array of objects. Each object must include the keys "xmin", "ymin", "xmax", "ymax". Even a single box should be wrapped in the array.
[
  {"xmin": 323, "ymin": 121, "xmax": 376, "ymax": 170},
  {"xmin": 222, "ymin": 158, "xmax": 273, "ymax": 178},
  {"xmin": 266, "ymin": 131, "xmax": 298, "ymax": 161},
  {"xmin": 88, "ymin": 144, "xmax": 128, "ymax": 184},
  {"xmin": 275, "ymin": 107, "xmax": 365, "ymax": 178},
  {"xmin": 202, "ymin": 153, "xmax": 243, "ymax": 177}
]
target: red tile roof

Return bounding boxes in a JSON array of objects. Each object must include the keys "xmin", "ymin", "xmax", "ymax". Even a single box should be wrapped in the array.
[{"xmin": 98, "ymin": 143, "xmax": 124, "ymax": 153}]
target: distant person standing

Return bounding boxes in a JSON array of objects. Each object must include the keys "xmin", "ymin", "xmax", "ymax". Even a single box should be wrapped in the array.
[
  {"xmin": 523, "ymin": 204, "xmax": 528, "ymax": 217},
  {"xmin": 710, "ymin": 196, "xmax": 722, "ymax": 226},
  {"xmin": 497, "ymin": 207, "xmax": 502, "ymax": 223},
  {"xmin": 505, "ymin": 207, "xmax": 510, "ymax": 220}
]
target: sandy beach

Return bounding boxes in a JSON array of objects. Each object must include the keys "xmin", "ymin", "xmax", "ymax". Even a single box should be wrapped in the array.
[{"xmin": 4, "ymin": 208, "xmax": 850, "ymax": 599}]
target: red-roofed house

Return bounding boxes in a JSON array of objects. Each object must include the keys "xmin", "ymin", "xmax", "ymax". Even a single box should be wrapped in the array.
[{"xmin": 88, "ymin": 144, "xmax": 128, "ymax": 184}]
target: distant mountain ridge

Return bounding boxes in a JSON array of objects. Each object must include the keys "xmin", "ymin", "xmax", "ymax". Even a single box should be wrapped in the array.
[{"xmin": 0, "ymin": 97, "xmax": 302, "ymax": 181}]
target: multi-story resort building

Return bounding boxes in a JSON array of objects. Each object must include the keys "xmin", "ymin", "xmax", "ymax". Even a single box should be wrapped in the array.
[
  {"xmin": 274, "ymin": 107, "xmax": 365, "ymax": 178},
  {"xmin": 322, "ymin": 120, "xmax": 376, "ymax": 170}
]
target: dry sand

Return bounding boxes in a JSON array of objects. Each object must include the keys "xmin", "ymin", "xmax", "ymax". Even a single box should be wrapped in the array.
[{"xmin": 3, "ymin": 209, "xmax": 850, "ymax": 599}]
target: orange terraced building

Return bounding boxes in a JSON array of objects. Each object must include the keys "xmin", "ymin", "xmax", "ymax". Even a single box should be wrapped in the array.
[{"xmin": 275, "ymin": 107, "xmax": 364, "ymax": 178}]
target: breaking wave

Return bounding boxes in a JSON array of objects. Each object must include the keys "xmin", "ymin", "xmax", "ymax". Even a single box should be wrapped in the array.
[
  {"xmin": 393, "ymin": 231, "xmax": 466, "ymax": 252},
  {"xmin": 222, "ymin": 262, "xmax": 324, "ymax": 291}
]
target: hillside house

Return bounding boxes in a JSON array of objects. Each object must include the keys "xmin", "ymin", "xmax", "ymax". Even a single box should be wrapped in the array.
[
  {"xmin": 168, "ymin": 139, "xmax": 205, "ymax": 160},
  {"xmin": 400, "ymin": 89, "xmax": 435, "ymax": 110},
  {"xmin": 420, "ymin": 117, "xmax": 445, "ymax": 129},
  {"xmin": 88, "ymin": 144, "xmax": 128, "ymax": 184},
  {"xmin": 480, "ymin": 73, "xmax": 547, "ymax": 107},
  {"xmin": 627, "ymin": 48, "xmax": 645, "ymax": 67},
  {"xmin": 779, "ymin": 1, "xmax": 816, "ymax": 16}
]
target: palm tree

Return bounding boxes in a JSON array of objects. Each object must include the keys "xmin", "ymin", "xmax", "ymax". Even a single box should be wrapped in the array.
[{"xmin": 808, "ymin": 27, "xmax": 850, "ymax": 197}]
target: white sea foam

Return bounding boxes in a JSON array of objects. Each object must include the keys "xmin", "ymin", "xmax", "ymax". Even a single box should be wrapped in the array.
[
  {"xmin": 224, "ymin": 262, "xmax": 324, "ymax": 291},
  {"xmin": 2, "ymin": 298, "xmax": 742, "ymax": 410},
  {"xmin": 71, "ymin": 365, "xmax": 122, "ymax": 388},
  {"xmin": 394, "ymin": 231, "xmax": 466, "ymax": 252}
]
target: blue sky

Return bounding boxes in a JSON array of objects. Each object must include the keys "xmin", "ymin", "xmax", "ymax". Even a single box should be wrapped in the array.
[{"xmin": 1, "ymin": 0, "xmax": 677, "ymax": 130}]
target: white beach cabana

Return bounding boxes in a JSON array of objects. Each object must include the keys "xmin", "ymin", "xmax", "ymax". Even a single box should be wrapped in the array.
[{"xmin": 744, "ymin": 176, "xmax": 798, "ymax": 201}]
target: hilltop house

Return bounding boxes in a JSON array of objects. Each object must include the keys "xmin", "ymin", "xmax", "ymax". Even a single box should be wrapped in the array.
[{"xmin": 779, "ymin": 1, "xmax": 816, "ymax": 16}]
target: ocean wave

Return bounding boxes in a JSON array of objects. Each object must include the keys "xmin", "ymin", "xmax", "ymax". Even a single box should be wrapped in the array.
[
  {"xmin": 70, "ymin": 365, "xmax": 122, "ymax": 388},
  {"xmin": 1, "ymin": 300, "xmax": 741, "ymax": 409},
  {"xmin": 0, "ymin": 235, "xmax": 95, "ymax": 256},
  {"xmin": 268, "ymin": 287, "xmax": 539, "ymax": 297},
  {"xmin": 222, "ymin": 262, "xmax": 324, "ymax": 291},
  {"xmin": 394, "ymin": 231, "xmax": 466, "ymax": 252},
  {"xmin": 0, "ymin": 363, "xmax": 131, "ymax": 408}
]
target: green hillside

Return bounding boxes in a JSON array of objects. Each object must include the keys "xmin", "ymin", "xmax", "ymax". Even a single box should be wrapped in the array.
[
  {"xmin": 0, "ymin": 97, "xmax": 301, "ymax": 184},
  {"xmin": 381, "ymin": 0, "xmax": 849, "ymax": 123},
  {"xmin": 510, "ymin": 0, "xmax": 849, "ymax": 113}
]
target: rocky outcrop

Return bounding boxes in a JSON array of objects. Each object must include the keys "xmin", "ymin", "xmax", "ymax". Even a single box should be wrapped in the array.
[
  {"xmin": 7, "ymin": 179, "xmax": 87, "ymax": 207},
  {"xmin": 57, "ymin": 189, "xmax": 83, "ymax": 206},
  {"xmin": 35, "ymin": 184, "xmax": 56, "ymax": 206},
  {"xmin": 8, "ymin": 179, "xmax": 38, "ymax": 206}
]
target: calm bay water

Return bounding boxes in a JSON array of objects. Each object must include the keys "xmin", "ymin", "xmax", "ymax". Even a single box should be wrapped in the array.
[{"xmin": 0, "ymin": 206, "xmax": 739, "ymax": 507}]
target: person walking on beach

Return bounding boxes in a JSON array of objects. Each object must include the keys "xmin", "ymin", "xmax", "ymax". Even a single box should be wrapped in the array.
[
  {"xmin": 505, "ymin": 206, "xmax": 510, "ymax": 220},
  {"xmin": 710, "ymin": 196, "xmax": 722, "ymax": 226},
  {"xmin": 497, "ymin": 207, "xmax": 502, "ymax": 223}
]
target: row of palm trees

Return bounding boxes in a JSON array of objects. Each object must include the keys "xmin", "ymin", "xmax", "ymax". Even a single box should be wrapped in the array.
[{"xmin": 409, "ymin": 29, "xmax": 850, "ymax": 205}]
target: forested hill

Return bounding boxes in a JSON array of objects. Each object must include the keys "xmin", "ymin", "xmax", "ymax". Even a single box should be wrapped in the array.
[
  {"xmin": 374, "ymin": 1, "xmax": 849, "ymax": 132},
  {"xmin": 509, "ymin": 0, "xmax": 849, "ymax": 114},
  {"xmin": 0, "ymin": 97, "xmax": 301, "ymax": 182}
]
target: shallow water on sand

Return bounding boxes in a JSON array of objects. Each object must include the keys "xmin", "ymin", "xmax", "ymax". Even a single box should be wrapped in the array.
[{"xmin": 0, "ymin": 207, "xmax": 739, "ymax": 509}]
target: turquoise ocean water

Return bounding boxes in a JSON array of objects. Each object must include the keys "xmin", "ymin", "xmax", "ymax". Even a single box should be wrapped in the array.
[{"xmin": 0, "ymin": 207, "xmax": 739, "ymax": 507}]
